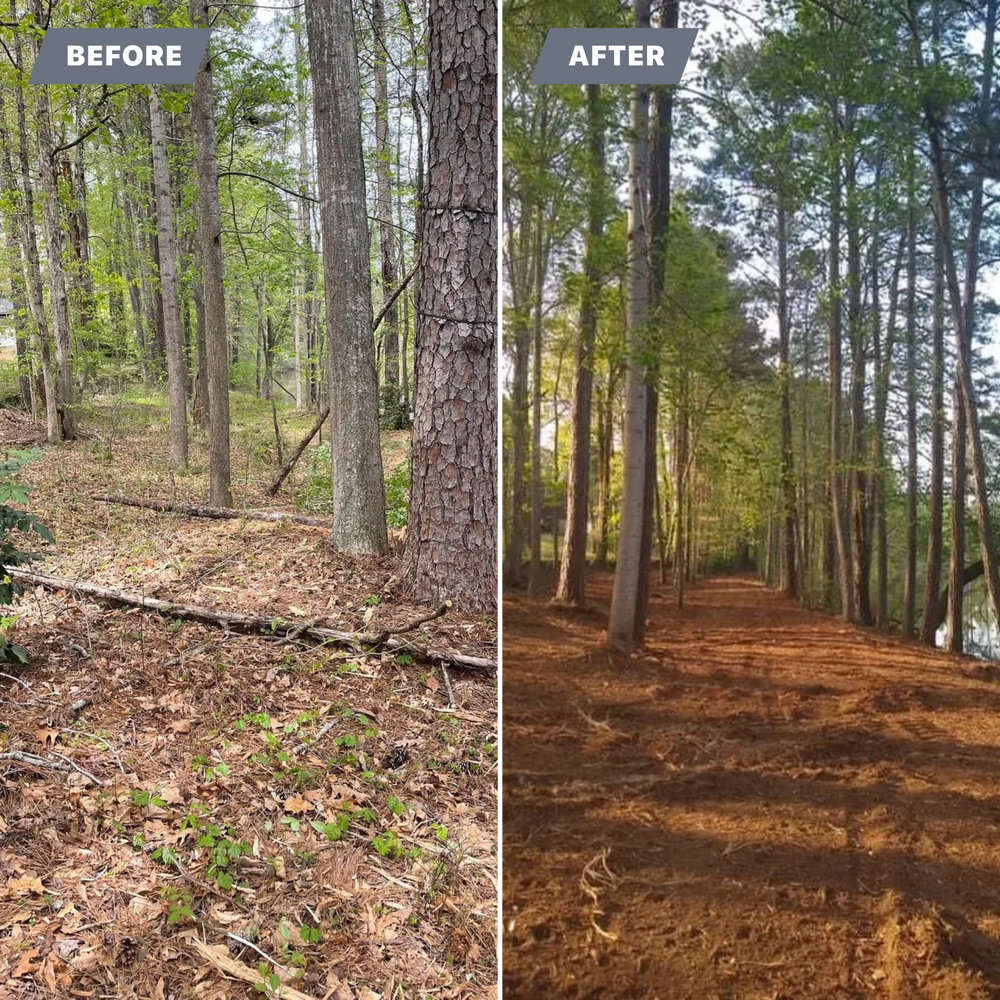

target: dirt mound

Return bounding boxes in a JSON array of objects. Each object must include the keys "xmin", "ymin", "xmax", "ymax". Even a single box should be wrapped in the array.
[{"xmin": 0, "ymin": 407, "xmax": 43, "ymax": 446}]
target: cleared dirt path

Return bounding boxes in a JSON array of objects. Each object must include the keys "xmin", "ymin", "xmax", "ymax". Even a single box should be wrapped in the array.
[{"xmin": 503, "ymin": 574, "xmax": 1000, "ymax": 1000}]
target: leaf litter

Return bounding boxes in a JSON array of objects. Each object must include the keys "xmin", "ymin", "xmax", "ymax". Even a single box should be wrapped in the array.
[{"xmin": 0, "ymin": 399, "xmax": 497, "ymax": 999}]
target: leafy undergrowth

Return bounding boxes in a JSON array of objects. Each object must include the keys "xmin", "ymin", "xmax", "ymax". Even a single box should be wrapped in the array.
[{"xmin": 0, "ymin": 395, "xmax": 497, "ymax": 999}]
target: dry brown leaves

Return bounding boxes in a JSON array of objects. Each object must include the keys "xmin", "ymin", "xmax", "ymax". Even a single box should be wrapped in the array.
[{"xmin": 0, "ymin": 398, "xmax": 497, "ymax": 999}]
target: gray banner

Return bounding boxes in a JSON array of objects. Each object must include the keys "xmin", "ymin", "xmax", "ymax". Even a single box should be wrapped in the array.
[
  {"xmin": 29, "ymin": 28, "xmax": 211, "ymax": 85},
  {"xmin": 530, "ymin": 28, "xmax": 699, "ymax": 85}
]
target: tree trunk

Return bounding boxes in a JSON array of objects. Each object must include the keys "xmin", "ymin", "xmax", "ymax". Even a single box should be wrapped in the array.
[
  {"xmin": 527, "ymin": 206, "xmax": 546, "ymax": 597},
  {"xmin": 777, "ymin": 197, "xmax": 797, "ymax": 599},
  {"xmin": 402, "ymin": 0, "xmax": 497, "ymax": 609},
  {"xmin": 903, "ymin": 155, "xmax": 918, "ymax": 638},
  {"xmin": 373, "ymin": 0, "xmax": 403, "ymax": 430},
  {"xmin": 633, "ymin": 0, "xmax": 676, "ymax": 642},
  {"xmin": 608, "ymin": 0, "xmax": 652, "ymax": 651},
  {"xmin": 190, "ymin": 0, "xmax": 232, "ymax": 506},
  {"xmin": 593, "ymin": 372, "xmax": 616, "ymax": 569},
  {"xmin": 920, "ymin": 0, "xmax": 1000, "ymax": 654},
  {"xmin": 827, "ymin": 143, "xmax": 851, "ymax": 620},
  {"xmin": 32, "ymin": 75, "xmax": 75, "ymax": 439},
  {"xmin": 554, "ymin": 83, "xmax": 604, "ymax": 607},
  {"xmin": 305, "ymin": 0, "xmax": 388, "ymax": 554},
  {"xmin": 147, "ymin": 53, "xmax": 189, "ymax": 472},
  {"xmin": 920, "ymin": 225, "xmax": 945, "ymax": 645},
  {"xmin": 505, "ymin": 312, "xmax": 530, "ymax": 586},
  {"xmin": 846, "ymin": 149, "xmax": 870, "ymax": 623}
]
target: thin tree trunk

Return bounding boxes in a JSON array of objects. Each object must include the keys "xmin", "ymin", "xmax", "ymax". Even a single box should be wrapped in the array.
[
  {"xmin": 827, "ymin": 142, "xmax": 851, "ymax": 620},
  {"xmin": 373, "ymin": 0, "xmax": 402, "ymax": 430},
  {"xmin": 527, "ymin": 207, "xmax": 546, "ymax": 596},
  {"xmin": 607, "ymin": 0, "xmax": 652, "ymax": 651},
  {"xmin": 777, "ymin": 197, "xmax": 797, "ymax": 599},
  {"xmin": 305, "ymin": 0, "xmax": 388, "ymax": 554},
  {"xmin": 147, "ymin": 46, "xmax": 189, "ymax": 471},
  {"xmin": 903, "ymin": 154, "xmax": 918, "ymax": 638},
  {"xmin": 555, "ymin": 83, "xmax": 604, "ymax": 607},
  {"xmin": 920, "ymin": 225, "xmax": 945, "ymax": 645},
  {"xmin": 846, "ymin": 148, "xmax": 870, "ymax": 623},
  {"xmin": 190, "ymin": 0, "xmax": 232, "ymax": 506},
  {"xmin": 32, "ymin": 70, "xmax": 75, "ymax": 439},
  {"xmin": 634, "ymin": 0, "xmax": 676, "ymax": 641}
]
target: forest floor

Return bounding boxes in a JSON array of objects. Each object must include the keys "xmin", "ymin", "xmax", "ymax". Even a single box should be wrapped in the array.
[
  {"xmin": 503, "ymin": 572, "xmax": 1000, "ymax": 1000},
  {"xmin": 0, "ymin": 394, "xmax": 497, "ymax": 1000}
]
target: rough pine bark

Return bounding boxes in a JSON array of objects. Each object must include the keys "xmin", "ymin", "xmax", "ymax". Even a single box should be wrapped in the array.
[
  {"xmin": 305, "ymin": 0, "xmax": 388, "ymax": 554},
  {"xmin": 148, "ymin": 67, "xmax": 189, "ymax": 471},
  {"xmin": 190, "ymin": 0, "xmax": 232, "ymax": 506},
  {"xmin": 554, "ymin": 83, "xmax": 604, "ymax": 607},
  {"xmin": 402, "ymin": 0, "xmax": 497, "ymax": 609}
]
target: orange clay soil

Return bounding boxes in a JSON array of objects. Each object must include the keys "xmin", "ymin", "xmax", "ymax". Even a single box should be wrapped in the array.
[{"xmin": 503, "ymin": 573, "xmax": 1000, "ymax": 1000}]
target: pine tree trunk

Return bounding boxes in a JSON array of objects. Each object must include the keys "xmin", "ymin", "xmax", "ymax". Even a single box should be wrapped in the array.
[
  {"xmin": 633, "ymin": 0, "xmax": 676, "ymax": 643},
  {"xmin": 305, "ymin": 0, "xmax": 388, "ymax": 554},
  {"xmin": 827, "ymin": 144, "xmax": 852, "ymax": 620},
  {"xmin": 148, "ymin": 63, "xmax": 189, "ymax": 472},
  {"xmin": 921, "ymin": 227, "xmax": 946, "ymax": 645},
  {"xmin": 777, "ymin": 198, "xmax": 797, "ymax": 599},
  {"xmin": 593, "ymin": 373, "xmax": 615, "ymax": 569},
  {"xmin": 505, "ymin": 312, "xmax": 530, "ymax": 586},
  {"xmin": 402, "ymin": 0, "xmax": 497, "ymax": 608},
  {"xmin": 923, "ymin": 0, "xmax": 999, "ymax": 654},
  {"xmin": 32, "ymin": 67, "xmax": 75, "ymax": 439},
  {"xmin": 903, "ymin": 157, "xmax": 918, "ymax": 638},
  {"xmin": 527, "ymin": 207, "xmax": 546, "ymax": 597},
  {"xmin": 554, "ymin": 84, "xmax": 604, "ymax": 607},
  {"xmin": 190, "ymin": 0, "xmax": 232, "ymax": 506},
  {"xmin": 846, "ymin": 149, "xmax": 870, "ymax": 623},
  {"xmin": 608, "ymin": 0, "xmax": 652, "ymax": 650},
  {"xmin": 373, "ymin": 0, "xmax": 403, "ymax": 430}
]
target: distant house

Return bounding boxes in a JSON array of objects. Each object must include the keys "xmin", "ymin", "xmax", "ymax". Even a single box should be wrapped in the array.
[{"xmin": 0, "ymin": 299, "xmax": 13, "ymax": 317}]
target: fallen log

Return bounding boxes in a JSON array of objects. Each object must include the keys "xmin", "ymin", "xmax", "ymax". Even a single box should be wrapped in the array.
[
  {"xmin": 90, "ymin": 494, "xmax": 329, "ymax": 528},
  {"xmin": 265, "ymin": 406, "xmax": 330, "ymax": 496},
  {"xmin": 9, "ymin": 569, "xmax": 496, "ymax": 675}
]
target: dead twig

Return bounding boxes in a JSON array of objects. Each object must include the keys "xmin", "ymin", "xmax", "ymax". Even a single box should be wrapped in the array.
[
  {"xmin": 293, "ymin": 718, "xmax": 337, "ymax": 755},
  {"xmin": 440, "ymin": 662, "xmax": 456, "ymax": 709}
]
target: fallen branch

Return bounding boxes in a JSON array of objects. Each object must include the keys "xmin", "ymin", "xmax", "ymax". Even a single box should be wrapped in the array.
[
  {"xmin": 265, "ymin": 406, "xmax": 329, "ymax": 496},
  {"xmin": 10, "ymin": 570, "xmax": 496, "ymax": 675},
  {"xmin": 90, "ymin": 495, "xmax": 329, "ymax": 528},
  {"xmin": 0, "ymin": 749, "xmax": 102, "ymax": 785}
]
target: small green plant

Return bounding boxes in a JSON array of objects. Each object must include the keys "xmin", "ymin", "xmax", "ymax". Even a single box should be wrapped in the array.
[
  {"xmin": 161, "ymin": 885, "xmax": 194, "ymax": 924},
  {"xmin": 431, "ymin": 822, "xmax": 449, "ymax": 843},
  {"xmin": 298, "ymin": 925, "xmax": 322, "ymax": 945},
  {"xmin": 372, "ymin": 829, "xmax": 421, "ymax": 861},
  {"xmin": 131, "ymin": 787, "xmax": 166, "ymax": 808},
  {"xmin": 362, "ymin": 594, "xmax": 379, "ymax": 607}
]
